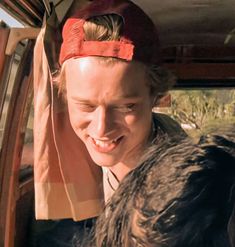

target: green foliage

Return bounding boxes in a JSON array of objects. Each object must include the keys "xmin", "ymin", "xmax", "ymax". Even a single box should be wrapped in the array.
[{"xmin": 166, "ymin": 89, "xmax": 235, "ymax": 138}]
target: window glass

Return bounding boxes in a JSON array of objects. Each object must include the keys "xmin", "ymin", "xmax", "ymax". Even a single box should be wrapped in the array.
[
  {"xmin": 155, "ymin": 89, "xmax": 235, "ymax": 140},
  {"xmin": 0, "ymin": 7, "xmax": 25, "ymax": 147},
  {"xmin": 20, "ymin": 101, "xmax": 34, "ymax": 183},
  {"xmin": 0, "ymin": 42, "xmax": 27, "ymax": 148},
  {"xmin": 0, "ymin": 53, "xmax": 20, "ymax": 148},
  {"xmin": 0, "ymin": 7, "xmax": 24, "ymax": 27}
]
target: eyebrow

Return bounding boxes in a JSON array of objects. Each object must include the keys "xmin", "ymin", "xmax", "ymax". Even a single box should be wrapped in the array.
[{"xmin": 70, "ymin": 95, "xmax": 143, "ymax": 103}]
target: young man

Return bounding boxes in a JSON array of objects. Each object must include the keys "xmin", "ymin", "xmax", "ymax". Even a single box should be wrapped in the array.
[
  {"xmin": 34, "ymin": 0, "xmax": 185, "ymax": 220},
  {"xmin": 91, "ymin": 131, "xmax": 235, "ymax": 247},
  {"xmin": 58, "ymin": 0, "xmax": 186, "ymax": 202},
  {"xmin": 33, "ymin": 0, "xmax": 185, "ymax": 245}
]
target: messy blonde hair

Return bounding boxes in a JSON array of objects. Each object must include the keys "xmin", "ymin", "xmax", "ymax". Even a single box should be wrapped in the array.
[{"xmin": 57, "ymin": 14, "xmax": 176, "ymax": 105}]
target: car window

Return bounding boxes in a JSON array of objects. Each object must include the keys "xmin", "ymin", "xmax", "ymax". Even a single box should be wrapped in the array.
[
  {"xmin": 20, "ymin": 100, "xmax": 34, "ymax": 182},
  {"xmin": 0, "ymin": 7, "xmax": 24, "ymax": 28},
  {"xmin": 0, "ymin": 41, "xmax": 26, "ymax": 149},
  {"xmin": 0, "ymin": 7, "xmax": 25, "ymax": 148},
  {"xmin": 155, "ymin": 89, "xmax": 235, "ymax": 140}
]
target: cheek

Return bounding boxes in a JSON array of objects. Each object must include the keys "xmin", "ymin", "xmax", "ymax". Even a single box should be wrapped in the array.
[
  {"xmin": 124, "ymin": 114, "xmax": 137, "ymax": 126},
  {"xmin": 67, "ymin": 102, "xmax": 88, "ymax": 131},
  {"xmin": 124, "ymin": 106, "xmax": 152, "ymax": 130}
]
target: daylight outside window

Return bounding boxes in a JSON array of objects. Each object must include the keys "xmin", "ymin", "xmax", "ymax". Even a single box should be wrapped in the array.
[{"xmin": 155, "ymin": 89, "xmax": 235, "ymax": 140}]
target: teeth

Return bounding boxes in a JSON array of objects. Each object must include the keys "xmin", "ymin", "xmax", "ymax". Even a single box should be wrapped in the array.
[{"xmin": 94, "ymin": 138, "xmax": 119, "ymax": 147}]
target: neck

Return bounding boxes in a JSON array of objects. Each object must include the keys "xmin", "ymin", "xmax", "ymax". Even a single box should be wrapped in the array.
[
  {"xmin": 109, "ymin": 144, "xmax": 146, "ymax": 181},
  {"xmin": 108, "ymin": 162, "xmax": 133, "ymax": 181}
]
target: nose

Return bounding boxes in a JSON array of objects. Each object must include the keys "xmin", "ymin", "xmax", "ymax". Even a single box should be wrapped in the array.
[{"xmin": 90, "ymin": 106, "xmax": 115, "ymax": 138}]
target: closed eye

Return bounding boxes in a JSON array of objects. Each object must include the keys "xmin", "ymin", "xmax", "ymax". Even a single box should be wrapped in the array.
[
  {"xmin": 115, "ymin": 104, "xmax": 136, "ymax": 113},
  {"xmin": 76, "ymin": 103, "xmax": 96, "ymax": 112}
]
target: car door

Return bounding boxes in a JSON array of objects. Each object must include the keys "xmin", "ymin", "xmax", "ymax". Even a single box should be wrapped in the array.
[{"xmin": 0, "ymin": 17, "xmax": 39, "ymax": 247}]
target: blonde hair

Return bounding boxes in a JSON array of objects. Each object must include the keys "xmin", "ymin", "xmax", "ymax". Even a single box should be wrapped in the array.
[{"xmin": 84, "ymin": 14, "xmax": 123, "ymax": 41}]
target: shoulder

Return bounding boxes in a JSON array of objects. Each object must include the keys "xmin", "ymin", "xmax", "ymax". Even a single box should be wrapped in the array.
[{"xmin": 153, "ymin": 112, "xmax": 187, "ymax": 138}]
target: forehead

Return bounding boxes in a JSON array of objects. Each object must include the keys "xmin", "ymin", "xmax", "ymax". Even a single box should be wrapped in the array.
[
  {"xmin": 64, "ymin": 57, "xmax": 147, "ymax": 76},
  {"xmin": 64, "ymin": 57, "xmax": 149, "ymax": 98}
]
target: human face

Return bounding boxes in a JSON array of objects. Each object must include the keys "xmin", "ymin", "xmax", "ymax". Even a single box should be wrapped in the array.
[{"xmin": 65, "ymin": 57, "xmax": 153, "ymax": 168}]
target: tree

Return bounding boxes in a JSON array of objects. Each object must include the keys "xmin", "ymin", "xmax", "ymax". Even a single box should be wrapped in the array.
[{"xmin": 168, "ymin": 89, "xmax": 235, "ymax": 132}]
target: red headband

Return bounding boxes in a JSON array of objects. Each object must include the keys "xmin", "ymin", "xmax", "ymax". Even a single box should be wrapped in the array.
[{"xmin": 59, "ymin": 0, "xmax": 161, "ymax": 65}]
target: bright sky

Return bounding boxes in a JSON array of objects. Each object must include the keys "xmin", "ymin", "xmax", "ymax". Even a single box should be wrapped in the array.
[{"xmin": 0, "ymin": 7, "xmax": 23, "ymax": 27}]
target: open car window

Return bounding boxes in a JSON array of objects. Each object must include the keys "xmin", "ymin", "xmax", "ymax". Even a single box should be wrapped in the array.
[
  {"xmin": 155, "ymin": 89, "xmax": 235, "ymax": 140},
  {"xmin": 0, "ymin": 0, "xmax": 235, "ymax": 247}
]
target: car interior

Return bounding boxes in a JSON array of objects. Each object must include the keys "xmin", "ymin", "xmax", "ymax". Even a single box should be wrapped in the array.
[{"xmin": 0, "ymin": 0, "xmax": 235, "ymax": 246}]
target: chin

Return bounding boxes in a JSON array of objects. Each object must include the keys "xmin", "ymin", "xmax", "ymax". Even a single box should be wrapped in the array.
[{"xmin": 89, "ymin": 153, "xmax": 120, "ymax": 168}]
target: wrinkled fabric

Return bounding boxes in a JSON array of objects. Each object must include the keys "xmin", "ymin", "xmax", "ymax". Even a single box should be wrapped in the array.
[{"xmin": 33, "ymin": 6, "xmax": 104, "ymax": 221}]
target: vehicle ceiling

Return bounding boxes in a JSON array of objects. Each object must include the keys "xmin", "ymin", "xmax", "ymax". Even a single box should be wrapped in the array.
[
  {"xmin": 133, "ymin": 0, "xmax": 235, "ymax": 47},
  {"xmin": 1, "ymin": 0, "xmax": 235, "ymax": 46},
  {"xmin": 1, "ymin": 0, "xmax": 235, "ymax": 77}
]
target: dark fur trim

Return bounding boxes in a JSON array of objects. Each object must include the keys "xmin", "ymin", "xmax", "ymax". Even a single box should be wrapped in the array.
[{"xmin": 90, "ymin": 131, "xmax": 235, "ymax": 247}]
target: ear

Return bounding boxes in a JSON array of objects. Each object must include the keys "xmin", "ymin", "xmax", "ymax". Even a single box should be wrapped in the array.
[{"xmin": 153, "ymin": 94, "xmax": 171, "ymax": 108}]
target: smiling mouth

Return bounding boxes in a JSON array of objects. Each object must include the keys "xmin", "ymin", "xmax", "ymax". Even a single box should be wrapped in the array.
[{"xmin": 90, "ymin": 136, "xmax": 123, "ymax": 153}]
